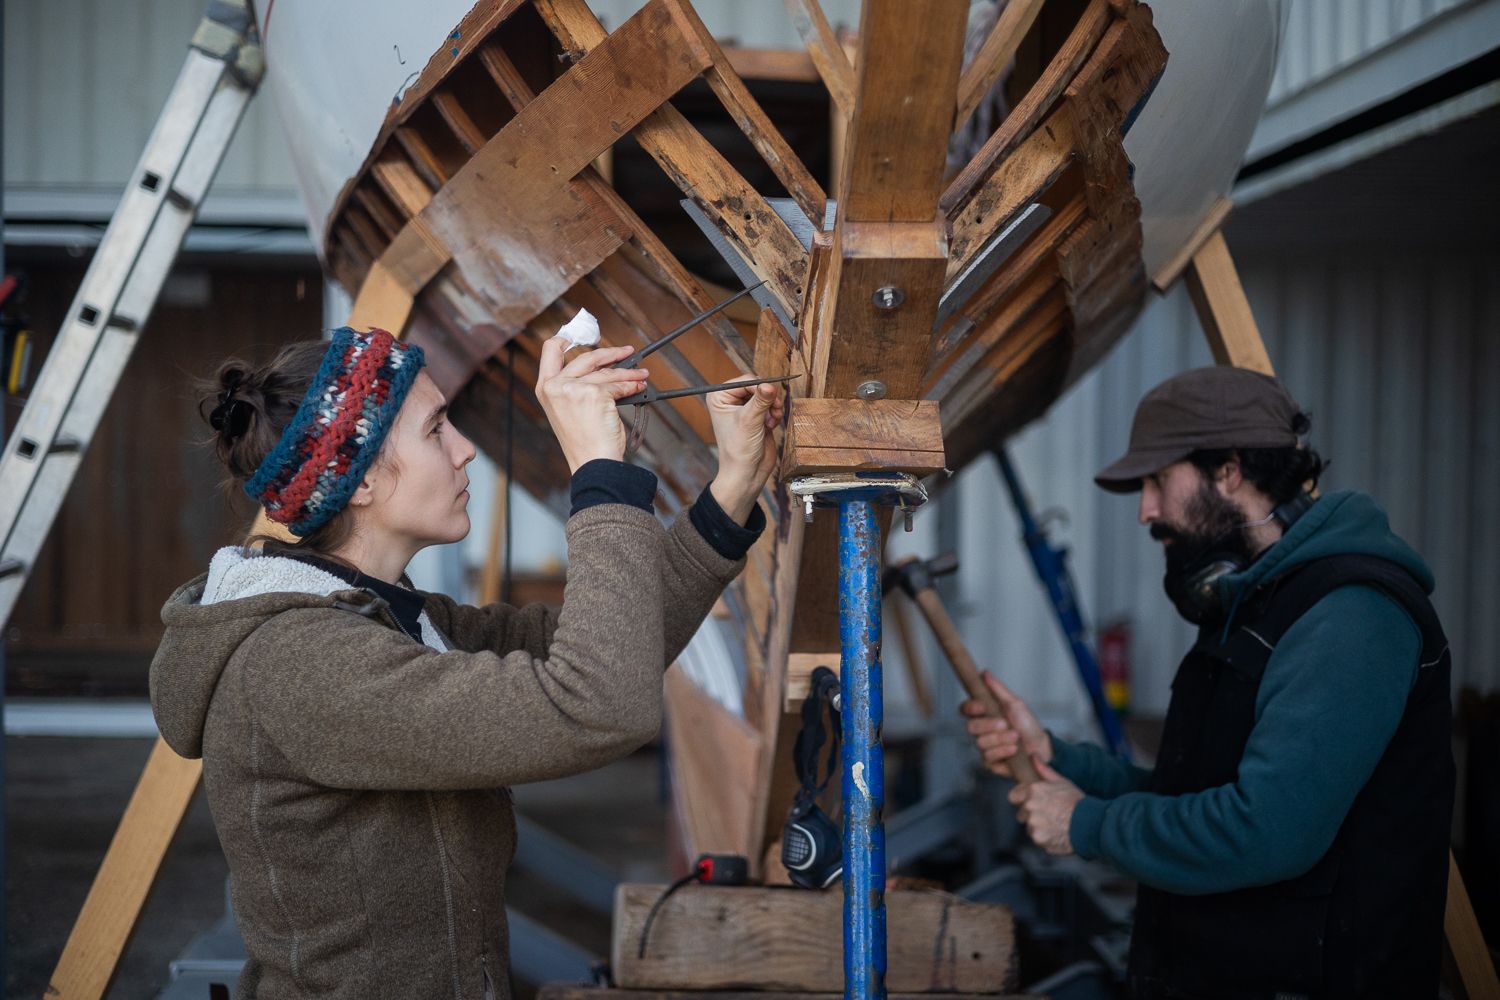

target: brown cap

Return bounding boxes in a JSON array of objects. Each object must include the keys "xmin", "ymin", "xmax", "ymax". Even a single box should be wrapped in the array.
[{"xmin": 1094, "ymin": 366, "xmax": 1301, "ymax": 493}]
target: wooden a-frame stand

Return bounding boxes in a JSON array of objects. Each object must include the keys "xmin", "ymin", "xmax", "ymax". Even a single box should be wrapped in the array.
[{"xmin": 46, "ymin": 218, "xmax": 1500, "ymax": 1000}]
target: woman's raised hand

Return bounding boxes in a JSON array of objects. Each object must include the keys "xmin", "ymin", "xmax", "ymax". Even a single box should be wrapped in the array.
[
  {"xmin": 535, "ymin": 339, "xmax": 648, "ymax": 473},
  {"xmin": 706, "ymin": 379, "xmax": 786, "ymax": 523}
]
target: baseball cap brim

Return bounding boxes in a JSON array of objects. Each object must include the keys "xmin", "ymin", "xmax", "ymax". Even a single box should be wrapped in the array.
[{"xmin": 1094, "ymin": 445, "xmax": 1194, "ymax": 494}]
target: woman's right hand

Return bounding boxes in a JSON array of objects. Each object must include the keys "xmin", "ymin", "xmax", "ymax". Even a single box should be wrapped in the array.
[
  {"xmin": 535, "ymin": 340, "xmax": 649, "ymax": 473},
  {"xmin": 960, "ymin": 671, "xmax": 1053, "ymax": 779}
]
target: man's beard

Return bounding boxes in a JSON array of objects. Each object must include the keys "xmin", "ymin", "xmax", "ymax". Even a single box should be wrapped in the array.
[{"xmin": 1151, "ymin": 480, "xmax": 1254, "ymax": 584}]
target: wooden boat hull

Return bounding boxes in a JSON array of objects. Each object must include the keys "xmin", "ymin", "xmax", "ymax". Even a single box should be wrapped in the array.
[{"xmin": 254, "ymin": 0, "xmax": 1281, "ymax": 870}]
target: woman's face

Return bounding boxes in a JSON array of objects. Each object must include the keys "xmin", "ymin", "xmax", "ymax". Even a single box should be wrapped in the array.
[{"xmin": 356, "ymin": 371, "xmax": 477, "ymax": 549}]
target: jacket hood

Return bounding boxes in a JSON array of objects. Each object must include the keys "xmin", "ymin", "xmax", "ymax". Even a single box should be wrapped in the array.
[
  {"xmin": 1218, "ymin": 490, "xmax": 1434, "ymax": 617},
  {"xmin": 149, "ymin": 547, "xmax": 425, "ymax": 758}
]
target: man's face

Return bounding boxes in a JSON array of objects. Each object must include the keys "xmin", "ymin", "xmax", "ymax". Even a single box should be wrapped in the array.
[{"xmin": 1138, "ymin": 460, "xmax": 1252, "ymax": 575}]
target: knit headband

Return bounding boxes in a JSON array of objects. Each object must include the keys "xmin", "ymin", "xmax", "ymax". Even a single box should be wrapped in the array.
[{"xmin": 245, "ymin": 327, "xmax": 425, "ymax": 536}]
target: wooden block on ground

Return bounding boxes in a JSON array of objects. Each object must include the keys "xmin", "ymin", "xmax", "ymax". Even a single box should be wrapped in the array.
[
  {"xmin": 611, "ymin": 884, "xmax": 1017, "ymax": 993},
  {"xmin": 784, "ymin": 398, "xmax": 945, "ymax": 476}
]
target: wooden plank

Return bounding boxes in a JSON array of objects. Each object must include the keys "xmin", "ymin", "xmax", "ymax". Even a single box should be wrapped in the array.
[
  {"xmin": 1183, "ymin": 231, "xmax": 1273, "ymax": 375},
  {"xmin": 783, "ymin": 650, "xmax": 839, "ymax": 712},
  {"xmin": 396, "ymin": 0, "xmax": 715, "ymax": 335},
  {"xmin": 612, "ymin": 884, "xmax": 1018, "ymax": 992},
  {"xmin": 1150, "ymin": 195, "xmax": 1232, "ymax": 293},
  {"xmin": 941, "ymin": 0, "xmax": 1110, "ymax": 216},
  {"xmin": 432, "ymin": 90, "xmax": 490, "ymax": 155},
  {"xmin": 954, "ymin": 0, "xmax": 1047, "ymax": 131},
  {"xmin": 784, "ymin": 398, "xmax": 945, "ymax": 477},
  {"xmin": 723, "ymin": 46, "xmax": 821, "ymax": 84},
  {"xmin": 354, "ymin": 185, "xmax": 404, "ymax": 239},
  {"xmin": 347, "ymin": 259, "xmax": 421, "ymax": 335},
  {"xmin": 393, "ymin": 126, "xmax": 451, "ymax": 191},
  {"xmin": 47, "ymin": 740, "xmax": 202, "ymax": 1000},
  {"xmin": 535, "ymin": 0, "xmax": 811, "ymax": 325},
  {"xmin": 478, "ymin": 41, "xmax": 538, "ymax": 112},
  {"xmin": 814, "ymin": 219, "xmax": 949, "ymax": 399},
  {"xmin": 782, "ymin": 0, "xmax": 856, "ymax": 115},
  {"xmin": 839, "ymin": 0, "xmax": 968, "ymax": 224},
  {"xmin": 371, "ymin": 157, "xmax": 434, "ymax": 217},
  {"xmin": 664, "ymin": 667, "xmax": 763, "ymax": 859},
  {"xmin": 1446, "ymin": 852, "xmax": 1500, "ymax": 1000},
  {"xmin": 946, "ymin": 104, "xmax": 1077, "ymax": 283},
  {"xmin": 665, "ymin": 0, "xmax": 827, "ymax": 230}
]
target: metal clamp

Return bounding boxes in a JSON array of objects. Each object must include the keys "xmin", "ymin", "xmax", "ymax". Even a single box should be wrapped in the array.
[{"xmin": 788, "ymin": 472, "xmax": 929, "ymax": 532}]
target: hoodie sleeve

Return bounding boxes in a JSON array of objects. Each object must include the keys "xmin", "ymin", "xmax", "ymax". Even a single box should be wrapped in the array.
[
  {"xmin": 238, "ymin": 505, "xmax": 669, "ymax": 790},
  {"xmin": 1050, "ymin": 736, "xmax": 1152, "ymax": 799},
  {"xmin": 1067, "ymin": 585, "xmax": 1420, "ymax": 894},
  {"xmin": 421, "ymin": 498, "xmax": 753, "ymax": 669}
]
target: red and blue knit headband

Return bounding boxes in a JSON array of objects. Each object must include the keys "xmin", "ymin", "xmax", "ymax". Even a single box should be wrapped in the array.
[{"xmin": 245, "ymin": 327, "xmax": 425, "ymax": 536}]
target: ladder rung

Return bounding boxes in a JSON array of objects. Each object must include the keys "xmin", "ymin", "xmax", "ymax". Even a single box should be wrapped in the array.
[
  {"xmin": 107, "ymin": 314, "xmax": 141, "ymax": 332},
  {"xmin": 166, "ymin": 187, "xmax": 194, "ymax": 211},
  {"xmin": 0, "ymin": 559, "xmax": 24, "ymax": 580}
]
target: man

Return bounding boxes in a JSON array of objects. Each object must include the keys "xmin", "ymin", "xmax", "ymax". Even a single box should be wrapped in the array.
[{"xmin": 963, "ymin": 366, "xmax": 1453, "ymax": 999}]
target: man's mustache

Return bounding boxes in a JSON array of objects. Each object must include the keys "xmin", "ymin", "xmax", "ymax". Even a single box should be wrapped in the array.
[{"xmin": 1150, "ymin": 522, "xmax": 1183, "ymax": 543}]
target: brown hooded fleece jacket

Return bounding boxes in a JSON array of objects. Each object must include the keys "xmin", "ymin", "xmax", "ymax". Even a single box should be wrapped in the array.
[{"xmin": 150, "ymin": 504, "xmax": 745, "ymax": 1000}]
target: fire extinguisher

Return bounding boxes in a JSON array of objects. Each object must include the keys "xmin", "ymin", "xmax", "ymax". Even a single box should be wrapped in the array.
[{"xmin": 1098, "ymin": 620, "xmax": 1131, "ymax": 715}]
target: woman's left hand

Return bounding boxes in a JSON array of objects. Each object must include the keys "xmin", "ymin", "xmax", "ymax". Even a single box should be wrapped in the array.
[{"xmin": 706, "ymin": 379, "xmax": 786, "ymax": 523}]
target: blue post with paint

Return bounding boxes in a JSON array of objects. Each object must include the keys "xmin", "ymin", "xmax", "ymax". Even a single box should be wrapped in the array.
[
  {"xmin": 994, "ymin": 446, "xmax": 1130, "ymax": 758},
  {"xmin": 837, "ymin": 499, "xmax": 886, "ymax": 1000}
]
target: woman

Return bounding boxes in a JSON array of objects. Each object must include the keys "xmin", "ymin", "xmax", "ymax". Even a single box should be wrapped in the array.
[{"xmin": 150, "ymin": 326, "xmax": 783, "ymax": 999}]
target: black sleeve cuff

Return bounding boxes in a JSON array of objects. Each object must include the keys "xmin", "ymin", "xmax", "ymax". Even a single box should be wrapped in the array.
[
  {"xmin": 689, "ymin": 485, "xmax": 767, "ymax": 561},
  {"xmin": 570, "ymin": 459, "xmax": 658, "ymax": 516}
]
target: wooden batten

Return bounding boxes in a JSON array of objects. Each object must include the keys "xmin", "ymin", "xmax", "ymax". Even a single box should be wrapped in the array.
[
  {"xmin": 611, "ymin": 884, "xmax": 1018, "ymax": 993},
  {"xmin": 784, "ymin": 398, "xmax": 945, "ymax": 477}
]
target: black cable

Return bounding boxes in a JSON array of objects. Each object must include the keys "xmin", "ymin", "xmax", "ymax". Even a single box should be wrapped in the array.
[{"xmin": 637, "ymin": 870, "xmax": 700, "ymax": 960}]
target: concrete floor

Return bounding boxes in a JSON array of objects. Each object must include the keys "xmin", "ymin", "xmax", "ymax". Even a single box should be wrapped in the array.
[{"xmin": 5, "ymin": 733, "xmax": 671, "ymax": 998}]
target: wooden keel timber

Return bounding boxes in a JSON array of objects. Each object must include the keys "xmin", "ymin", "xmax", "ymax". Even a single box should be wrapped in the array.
[{"xmin": 784, "ymin": 398, "xmax": 945, "ymax": 477}]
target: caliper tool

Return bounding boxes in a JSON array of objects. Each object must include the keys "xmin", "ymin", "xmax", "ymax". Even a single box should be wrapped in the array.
[{"xmin": 613, "ymin": 280, "xmax": 799, "ymax": 450}]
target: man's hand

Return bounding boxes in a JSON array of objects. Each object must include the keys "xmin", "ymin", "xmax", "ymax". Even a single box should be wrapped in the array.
[
  {"xmin": 960, "ymin": 670, "xmax": 1053, "ymax": 778},
  {"xmin": 1008, "ymin": 757, "xmax": 1083, "ymax": 855},
  {"xmin": 706, "ymin": 379, "xmax": 785, "ymax": 523},
  {"xmin": 535, "ymin": 341, "xmax": 648, "ymax": 473}
]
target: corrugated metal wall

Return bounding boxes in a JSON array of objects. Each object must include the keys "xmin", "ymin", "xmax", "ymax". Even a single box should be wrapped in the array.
[
  {"xmin": 1265, "ymin": 0, "xmax": 1476, "ymax": 104},
  {"xmin": 3, "ymin": 0, "xmax": 300, "ymax": 213},
  {"xmin": 939, "ymin": 245, "xmax": 1500, "ymax": 743}
]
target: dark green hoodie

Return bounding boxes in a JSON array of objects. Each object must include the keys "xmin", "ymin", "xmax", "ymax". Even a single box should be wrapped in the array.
[{"xmin": 1054, "ymin": 490, "xmax": 1432, "ymax": 894}]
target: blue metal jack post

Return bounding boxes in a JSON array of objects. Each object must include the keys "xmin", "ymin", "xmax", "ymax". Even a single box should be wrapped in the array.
[{"xmin": 790, "ymin": 472, "xmax": 928, "ymax": 1000}]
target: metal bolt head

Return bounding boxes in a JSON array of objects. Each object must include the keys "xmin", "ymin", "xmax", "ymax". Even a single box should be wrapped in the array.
[
  {"xmin": 903, "ymin": 509, "xmax": 914, "ymax": 532},
  {"xmin": 871, "ymin": 285, "xmax": 904, "ymax": 310},
  {"xmin": 855, "ymin": 381, "xmax": 887, "ymax": 401}
]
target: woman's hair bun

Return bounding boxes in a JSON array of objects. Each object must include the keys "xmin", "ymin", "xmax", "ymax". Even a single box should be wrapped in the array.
[{"xmin": 197, "ymin": 342, "xmax": 325, "ymax": 485}]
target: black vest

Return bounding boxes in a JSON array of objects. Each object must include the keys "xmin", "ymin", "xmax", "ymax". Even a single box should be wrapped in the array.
[{"xmin": 1128, "ymin": 555, "xmax": 1454, "ymax": 1000}]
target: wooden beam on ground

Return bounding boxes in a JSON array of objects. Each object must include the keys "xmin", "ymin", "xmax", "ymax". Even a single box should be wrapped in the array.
[
  {"xmin": 47, "ymin": 741, "xmax": 202, "ymax": 1000},
  {"xmin": 723, "ymin": 46, "xmax": 821, "ymax": 84},
  {"xmin": 782, "ymin": 0, "xmax": 856, "ymax": 116},
  {"xmin": 611, "ymin": 884, "xmax": 1018, "ymax": 992},
  {"xmin": 784, "ymin": 398, "xmax": 945, "ymax": 477},
  {"xmin": 1183, "ymin": 231, "xmax": 1273, "ymax": 375},
  {"xmin": 954, "ymin": 0, "xmax": 1047, "ymax": 131}
]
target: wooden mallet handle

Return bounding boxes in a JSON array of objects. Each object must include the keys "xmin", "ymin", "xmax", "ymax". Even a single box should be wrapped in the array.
[{"xmin": 896, "ymin": 557, "xmax": 1040, "ymax": 784}]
